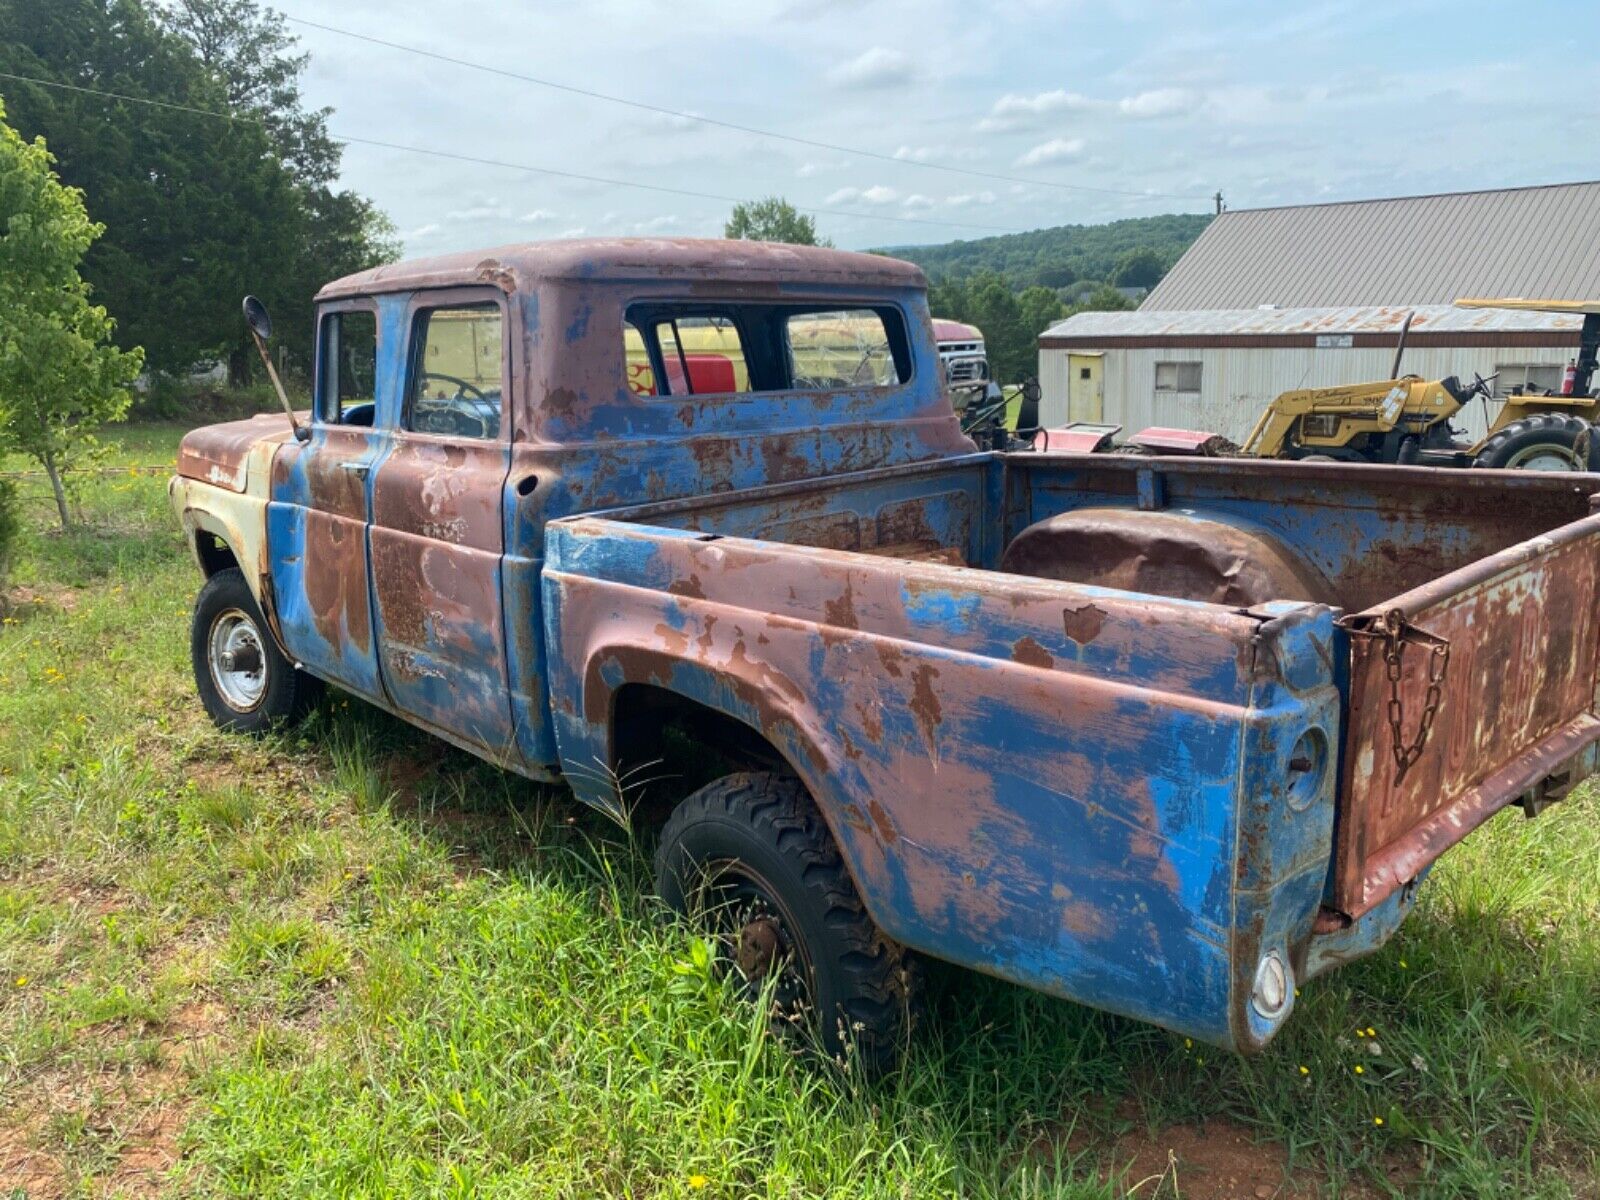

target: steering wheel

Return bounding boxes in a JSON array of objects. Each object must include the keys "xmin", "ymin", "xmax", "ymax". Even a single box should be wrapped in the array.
[
  {"xmin": 415, "ymin": 372, "xmax": 491, "ymax": 437},
  {"xmin": 1468, "ymin": 371, "xmax": 1499, "ymax": 400}
]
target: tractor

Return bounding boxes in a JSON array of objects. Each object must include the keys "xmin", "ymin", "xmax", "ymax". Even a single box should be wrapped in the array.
[{"xmin": 1232, "ymin": 302, "xmax": 1600, "ymax": 470}]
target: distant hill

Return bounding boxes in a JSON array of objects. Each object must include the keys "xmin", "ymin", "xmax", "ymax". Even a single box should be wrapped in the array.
[{"xmin": 879, "ymin": 212, "xmax": 1213, "ymax": 291}]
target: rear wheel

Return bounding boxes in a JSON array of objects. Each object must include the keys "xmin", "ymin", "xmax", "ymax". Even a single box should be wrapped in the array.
[
  {"xmin": 654, "ymin": 771, "xmax": 919, "ymax": 1074},
  {"xmin": 191, "ymin": 567, "xmax": 322, "ymax": 733},
  {"xmin": 1473, "ymin": 413, "xmax": 1600, "ymax": 472}
]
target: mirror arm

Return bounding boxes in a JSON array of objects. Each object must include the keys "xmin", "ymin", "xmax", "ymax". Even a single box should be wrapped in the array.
[{"xmin": 248, "ymin": 325, "xmax": 308, "ymax": 442}]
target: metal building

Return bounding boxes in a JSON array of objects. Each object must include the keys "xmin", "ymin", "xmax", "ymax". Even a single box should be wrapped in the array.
[{"xmin": 1038, "ymin": 181, "xmax": 1600, "ymax": 437}]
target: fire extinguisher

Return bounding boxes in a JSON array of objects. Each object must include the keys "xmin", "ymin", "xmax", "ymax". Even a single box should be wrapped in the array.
[{"xmin": 1562, "ymin": 359, "xmax": 1578, "ymax": 395}]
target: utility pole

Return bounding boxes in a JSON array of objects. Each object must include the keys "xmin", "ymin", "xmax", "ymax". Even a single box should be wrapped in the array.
[{"xmin": 1214, "ymin": 190, "xmax": 1225, "ymax": 215}]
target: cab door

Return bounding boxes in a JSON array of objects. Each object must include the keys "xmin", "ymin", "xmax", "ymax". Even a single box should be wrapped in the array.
[
  {"xmin": 367, "ymin": 289, "xmax": 518, "ymax": 756},
  {"xmin": 1067, "ymin": 352, "xmax": 1104, "ymax": 422},
  {"xmin": 268, "ymin": 301, "xmax": 386, "ymax": 699}
]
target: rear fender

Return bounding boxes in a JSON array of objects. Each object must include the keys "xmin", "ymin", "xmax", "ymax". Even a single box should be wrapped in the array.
[{"xmin": 568, "ymin": 637, "xmax": 879, "ymax": 892}]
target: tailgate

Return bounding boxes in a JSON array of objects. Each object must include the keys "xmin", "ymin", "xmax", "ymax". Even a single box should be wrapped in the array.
[{"xmin": 1334, "ymin": 510, "xmax": 1600, "ymax": 917}]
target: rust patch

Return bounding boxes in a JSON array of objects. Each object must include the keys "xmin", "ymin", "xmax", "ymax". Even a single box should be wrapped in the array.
[
  {"xmin": 823, "ymin": 578, "xmax": 858, "ymax": 630},
  {"xmin": 875, "ymin": 642, "xmax": 905, "ymax": 679},
  {"xmin": 1062, "ymin": 603, "xmax": 1107, "ymax": 646},
  {"xmin": 867, "ymin": 797, "xmax": 899, "ymax": 844},
  {"xmin": 909, "ymin": 663, "xmax": 943, "ymax": 746},
  {"xmin": 652, "ymin": 622, "xmax": 691, "ymax": 656},
  {"xmin": 1011, "ymin": 635, "xmax": 1054, "ymax": 668},
  {"xmin": 474, "ymin": 258, "xmax": 517, "ymax": 292}
]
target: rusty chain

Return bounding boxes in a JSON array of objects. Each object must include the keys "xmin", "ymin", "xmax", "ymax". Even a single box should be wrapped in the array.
[{"xmin": 1375, "ymin": 608, "xmax": 1451, "ymax": 782}]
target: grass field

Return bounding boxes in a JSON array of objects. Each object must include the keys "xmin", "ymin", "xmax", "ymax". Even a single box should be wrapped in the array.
[{"xmin": 1, "ymin": 423, "xmax": 1597, "ymax": 1199}]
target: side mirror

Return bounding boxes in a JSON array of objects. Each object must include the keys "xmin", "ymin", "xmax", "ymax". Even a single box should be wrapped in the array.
[
  {"xmin": 1022, "ymin": 377, "xmax": 1042, "ymax": 404},
  {"xmin": 242, "ymin": 295, "xmax": 273, "ymax": 342}
]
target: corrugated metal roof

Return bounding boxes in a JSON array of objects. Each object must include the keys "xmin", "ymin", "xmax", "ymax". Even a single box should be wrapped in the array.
[
  {"xmin": 1042, "ymin": 304, "xmax": 1582, "ymax": 340},
  {"xmin": 1142, "ymin": 181, "xmax": 1600, "ymax": 311}
]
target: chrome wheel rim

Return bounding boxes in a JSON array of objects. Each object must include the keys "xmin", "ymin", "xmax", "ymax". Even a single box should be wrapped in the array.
[
  {"xmin": 208, "ymin": 607, "xmax": 267, "ymax": 711},
  {"xmin": 1505, "ymin": 443, "xmax": 1581, "ymax": 471}
]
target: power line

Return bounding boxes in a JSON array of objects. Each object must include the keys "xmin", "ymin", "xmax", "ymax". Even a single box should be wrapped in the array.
[
  {"xmin": 0, "ymin": 69, "xmax": 1034, "ymax": 234},
  {"xmin": 281, "ymin": 12, "xmax": 1213, "ymax": 205}
]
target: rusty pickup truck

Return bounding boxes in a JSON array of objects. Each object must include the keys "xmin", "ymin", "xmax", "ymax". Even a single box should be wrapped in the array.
[{"xmin": 170, "ymin": 238, "xmax": 1600, "ymax": 1071}]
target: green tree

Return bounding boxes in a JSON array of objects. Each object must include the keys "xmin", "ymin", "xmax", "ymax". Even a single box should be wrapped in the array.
[
  {"xmin": 161, "ymin": 0, "xmax": 397, "ymax": 379},
  {"xmin": 1079, "ymin": 283, "xmax": 1135, "ymax": 312},
  {"xmin": 1018, "ymin": 285, "xmax": 1066, "ymax": 346},
  {"xmin": 0, "ymin": 0, "xmax": 395, "ymax": 382},
  {"xmin": 0, "ymin": 102, "xmax": 143, "ymax": 529},
  {"xmin": 1110, "ymin": 246, "xmax": 1167, "ymax": 289},
  {"xmin": 725, "ymin": 197, "xmax": 832, "ymax": 247}
]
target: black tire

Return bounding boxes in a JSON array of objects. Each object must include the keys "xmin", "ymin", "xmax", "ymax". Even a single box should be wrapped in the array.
[
  {"xmin": 1472, "ymin": 413, "xmax": 1600, "ymax": 472},
  {"xmin": 655, "ymin": 771, "xmax": 919, "ymax": 1074},
  {"xmin": 190, "ymin": 567, "xmax": 322, "ymax": 734}
]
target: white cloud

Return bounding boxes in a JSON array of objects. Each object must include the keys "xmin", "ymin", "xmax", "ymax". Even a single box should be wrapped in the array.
[
  {"xmin": 944, "ymin": 191, "xmax": 996, "ymax": 207},
  {"xmin": 1118, "ymin": 88, "xmax": 1199, "ymax": 118},
  {"xmin": 996, "ymin": 89, "xmax": 1095, "ymax": 117},
  {"xmin": 823, "ymin": 184, "xmax": 900, "ymax": 205},
  {"xmin": 644, "ymin": 109, "xmax": 705, "ymax": 132},
  {"xmin": 826, "ymin": 46, "xmax": 914, "ymax": 89},
  {"xmin": 633, "ymin": 214, "xmax": 680, "ymax": 231},
  {"xmin": 444, "ymin": 200, "xmax": 511, "ymax": 221},
  {"xmin": 901, "ymin": 193, "xmax": 935, "ymax": 209},
  {"xmin": 978, "ymin": 89, "xmax": 1095, "ymax": 131},
  {"xmin": 1014, "ymin": 137, "xmax": 1086, "ymax": 167},
  {"xmin": 519, "ymin": 209, "xmax": 557, "ymax": 223},
  {"xmin": 402, "ymin": 223, "xmax": 440, "ymax": 240},
  {"xmin": 797, "ymin": 158, "xmax": 849, "ymax": 177},
  {"xmin": 893, "ymin": 144, "xmax": 984, "ymax": 163},
  {"xmin": 555, "ymin": 227, "xmax": 587, "ymax": 239}
]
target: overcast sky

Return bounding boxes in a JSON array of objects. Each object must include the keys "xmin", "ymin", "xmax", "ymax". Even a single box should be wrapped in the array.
[{"xmin": 283, "ymin": 0, "xmax": 1599, "ymax": 256}]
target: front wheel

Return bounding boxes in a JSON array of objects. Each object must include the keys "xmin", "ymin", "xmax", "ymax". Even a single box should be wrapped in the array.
[
  {"xmin": 191, "ymin": 567, "xmax": 323, "ymax": 734},
  {"xmin": 654, "ymin": 772, "xmax": 919, "ymax": 1074},
  {"xmin": 1473, "ymin": 413, "xmax": 1600, "ymax": 471}
]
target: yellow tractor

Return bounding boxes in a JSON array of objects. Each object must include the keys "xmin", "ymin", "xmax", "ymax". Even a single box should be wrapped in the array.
[{"xmin": 1231, "ymin": 301, "xmax": 1600, "ymax": 470}]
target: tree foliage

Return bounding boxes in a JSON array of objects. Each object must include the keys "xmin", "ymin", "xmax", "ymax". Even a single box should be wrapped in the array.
[
  {"xmin": 0, "ymin": 0, "xmax": 396, "ymax": 381},
  {"xmin": 725, "ymin": 197, "xmax": 832, "ymax": 247},
  {"xmin": 0, "ymin": 100, "xmax": 143, "ymax": 529},
  {"xmin": 881, "ymin": 212, "xmax": 1208, "ymax": 293},
  {"xmin": 1110, "ymin": 246, "xmax": 1168, "ymax": 289}
]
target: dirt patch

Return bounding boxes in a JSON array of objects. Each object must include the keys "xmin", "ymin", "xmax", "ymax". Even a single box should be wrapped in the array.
[
  {"xmin": 1093, "ymin": 1119, "xmax": 1317, "ymax": 1199},
  {"xmin": 1029, "ymin": 1099, "xmax": 1334, "ymax": 1200},
  {"xmin": 3, "ymin": 582, "xmax": 82, "ymax": 619},
  {"xmin": 0, "ymin": 1119, "xmax": 61, "ymax": 1200}
]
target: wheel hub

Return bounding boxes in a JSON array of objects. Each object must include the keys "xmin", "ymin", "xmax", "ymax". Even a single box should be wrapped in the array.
[
  {"xmin": 208, "ymin": 607, "xmax": 267, "ymax": 711},
  {"xmin": 736, "ymin": 915, "xmax": 783, "ymax": 979}
]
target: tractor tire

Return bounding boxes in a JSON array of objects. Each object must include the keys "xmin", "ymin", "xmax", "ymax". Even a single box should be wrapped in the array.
[
  {"xmin": 1472, "ymin": 413, "xmax": 1600, "ymax": 472},
  {"xmin": 655, "ymin": 771, "xmax": 920, "ymax": 1075},
  {"xmin": 191, "ymin": 567, "xmax": 323, "ymax": 734}
]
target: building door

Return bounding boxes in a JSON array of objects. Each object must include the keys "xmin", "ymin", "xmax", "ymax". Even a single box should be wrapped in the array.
[{"xmin": 1067, "ymin": 353, "xmax": 1104, "ymax": 422}]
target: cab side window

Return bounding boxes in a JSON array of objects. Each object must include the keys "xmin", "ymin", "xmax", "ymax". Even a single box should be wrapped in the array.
[
  {"xmin": 317, "ymin": 309, "xmax": 378, "ymax": 425},
  {"xmin": 405, "ymin": 303, "xmax": 504, "ymax": 440}
]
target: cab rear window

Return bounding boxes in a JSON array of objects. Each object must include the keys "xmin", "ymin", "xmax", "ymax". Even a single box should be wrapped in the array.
[{"xmin": 624, "ymin": 303, "xmax": 910, "ymax": 398}]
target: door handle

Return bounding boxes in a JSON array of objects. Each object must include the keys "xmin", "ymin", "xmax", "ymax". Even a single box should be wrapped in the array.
[{"xmin": 338, "ymin": 461, "xmax": 371, "ymax": 479}]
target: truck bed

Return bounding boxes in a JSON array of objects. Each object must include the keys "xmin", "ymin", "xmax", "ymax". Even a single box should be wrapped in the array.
[{"xmin": 542, "ymin": 452, "xmax": 1600, "ymax": 1050}]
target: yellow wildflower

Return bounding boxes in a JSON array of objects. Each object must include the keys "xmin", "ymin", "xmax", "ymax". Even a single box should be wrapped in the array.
[
  {"xmin": 1354, "ymin": 1065, "xmax": 1364, "ymax": 1075},
  {"xmin": 688, "ymin": 1176, "xmax": 709, "ymax": 1190},
  {"xmin": 1373, "ymin": 1116, "xmax": 1384, "ymax": 1126},
  {"xmin": 14, "ymin": 976, "xmax": 27, "ymax": 987},
  {"xmin": 1299, "ymin": 1065, "xmax": 1310, "ymax": 1076}
]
